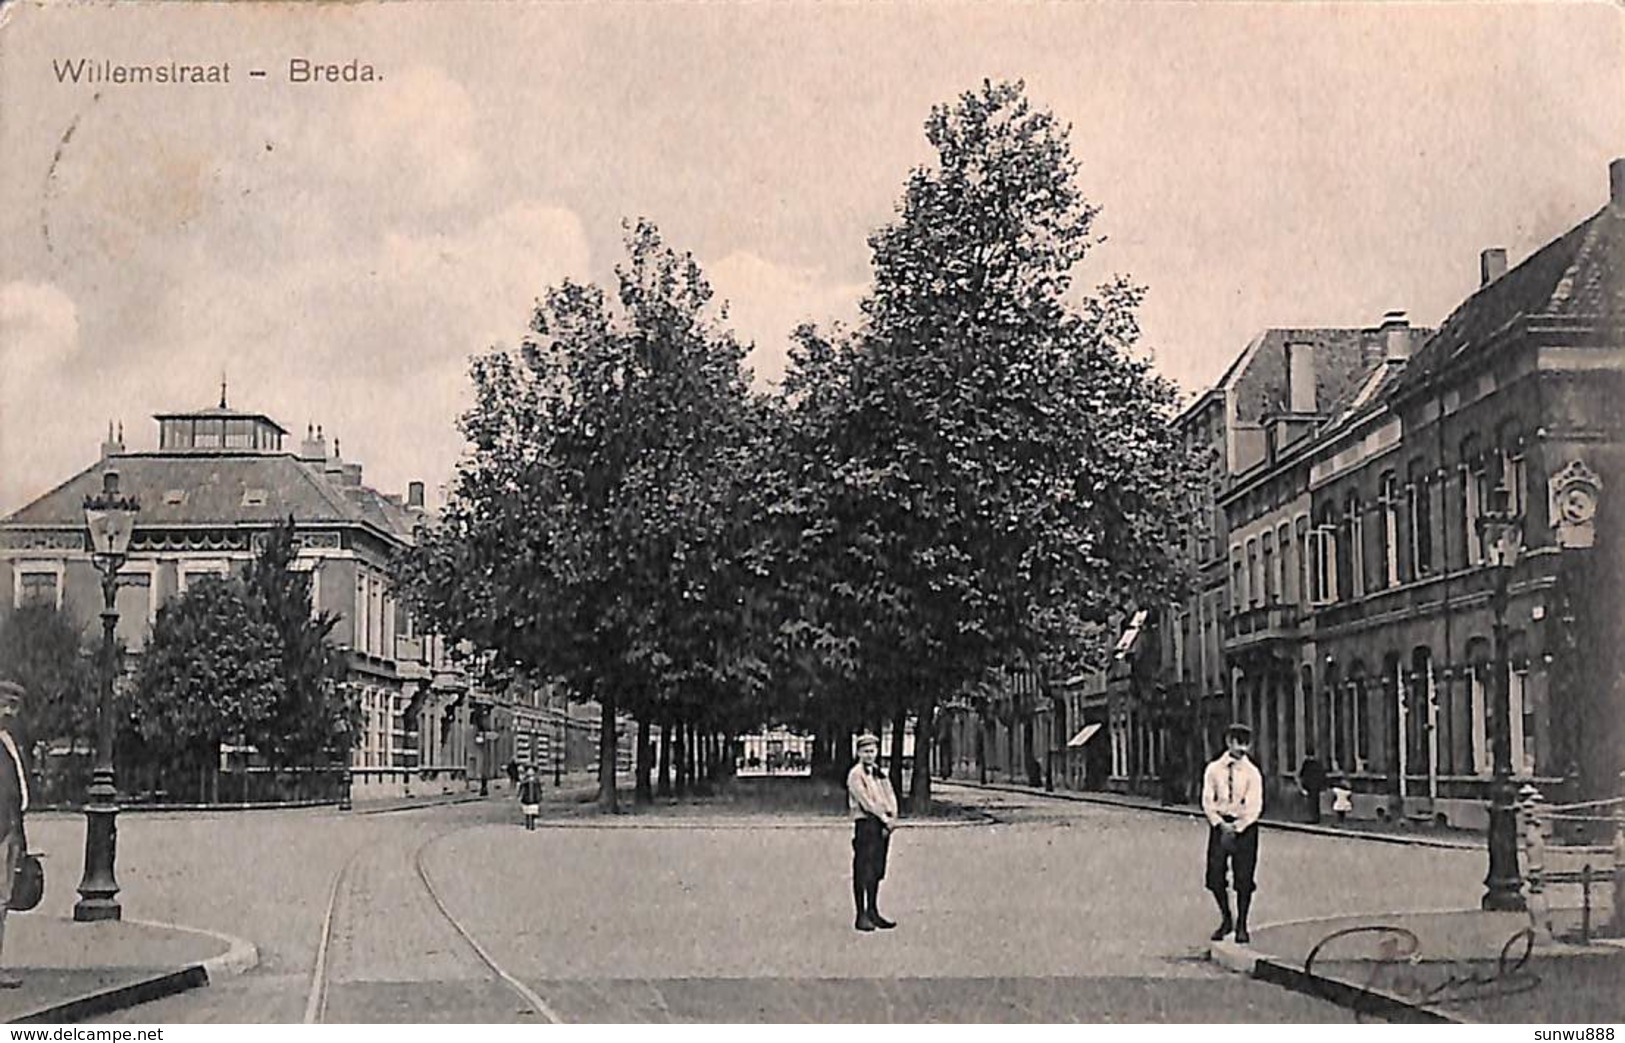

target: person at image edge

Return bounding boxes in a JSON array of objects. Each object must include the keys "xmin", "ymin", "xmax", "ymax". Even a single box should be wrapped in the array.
[{"xmin": 0, "ymin": 681, "xmax": 29, "ymax": 988}]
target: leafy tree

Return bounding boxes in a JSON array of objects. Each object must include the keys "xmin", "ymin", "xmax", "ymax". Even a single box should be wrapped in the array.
[
  {"xmin": 777, "ymin": 80, "xmax": 1200, "ymax": 808},
  {"xmin": 0, "ymin": 602, "xmax": 97, "ymax": 752},
  {"xmin": 397, "ymin": 220, "xmax": 762, "ymax": 811},
  {"xmin": 130, "ymin": 576, "xmax": 282, "ymax": 774},
  {"xmin": 243, "ymin": 519, "xmax": 356, "ymax": 766}
]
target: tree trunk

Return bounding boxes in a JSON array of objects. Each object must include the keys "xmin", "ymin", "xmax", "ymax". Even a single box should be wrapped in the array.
[
  {"xmin": 597, "ymin": 696, "xmax": 618, "ymax": 812},
  {"xmin": 657, "ymin": 713, "xmax": 673, "ymax": 797},
  {"xmin": 691, "ymin": 721, "xmax": 709, "ymax": 795},
  {"xmin": 977, "ymin": 710, "xmax": 988, "ymax": 785},
  {"xmin": 635, "ymin": 714, "xmax": 653, "ymax": 804},
  {"xmin": 911, "ymin": 693, "xmax": 936, "ymax": 813},
  {"xmin": 889, "ymin": 701, "xmax": 907, "ymax": 808},
  {"xmin": 674, "ymin": 715, "xmax": 688, "ymax": 795}
]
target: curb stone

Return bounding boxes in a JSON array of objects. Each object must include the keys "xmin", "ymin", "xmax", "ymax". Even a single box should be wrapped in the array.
[
  {"xmin": 1208, "ymin": 936, "xmax": 1461, "ymax": 1024},
  {"xmin": 948, "ymin": 780, "xmax": 1480, "ymax": 850},
  {"xmin": 7, "ymin": 920, "xmax": 260, "ymax": 1025}
]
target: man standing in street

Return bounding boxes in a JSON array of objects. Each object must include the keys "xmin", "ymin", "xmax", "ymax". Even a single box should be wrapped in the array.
[
  {"xmin": 1202, "ymin": 722, "xmax": 1262, "ymax": 944},
  {"xmin": 847, "ymin": 733, "xmax": 898, "ymax": 932},
  {"xmin": 1297, "ymin": 748, "xmax": 1327, "ymax": 824},
  {"xmin": 0, "ymin": 681, "xmax": 30, "ymax": 987}
]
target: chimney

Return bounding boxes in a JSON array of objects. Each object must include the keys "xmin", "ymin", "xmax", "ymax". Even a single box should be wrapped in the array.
[
  {"xmin": 407, "ymin": 481, "xmax": 425, "ymax": 509},
  {"xmin": 342, "ymin": 462, "xmax": 363, "ymax": 487},
  {"xmin": 1480, "ymin": 248, "xmax": 1508, "ymax": 288},
  {"xmin": 299, "ymin": 422, "xmax": 328, "ymax": 462},
  {"xmin": 1612, "ymin": 157, "xmax": 1625, "ymax": 211},
  {"xmin": 1286, "ymin": 341, "xmax": 1316, "ymax": 413},
  {"xmin": 323, "ymin": 437, "xmax": 345, "ymax": 476},
  {"xmin": 99, "ymin": 419, "xmax": 124, "ymax": 459},
  {"xmin": 1380, "ymin": 310, "xmax": 1411, "ymax": 361}
]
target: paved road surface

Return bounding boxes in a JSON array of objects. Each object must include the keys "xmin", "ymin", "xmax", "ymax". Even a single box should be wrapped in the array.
[{"xmin": 19, "ymin": 782, "xmax": 1488, "ymax": 1022}]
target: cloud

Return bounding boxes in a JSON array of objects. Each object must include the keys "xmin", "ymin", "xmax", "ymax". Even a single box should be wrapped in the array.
[
  {"xmin": 706, "ymin": 251, "xmax": 866, "ymax": 388},
  {"xmin": 342, "ymin": 65, "xmax": 485, "ymax": 205},
  {"xmin": 0, "ymin": 281, "xmax": 93, "ymax": 509}
]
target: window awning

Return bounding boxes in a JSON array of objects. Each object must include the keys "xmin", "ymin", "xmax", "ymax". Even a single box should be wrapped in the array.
[
  {"xmin": 1112, "ymin": 609, "xmax": 1149, "ymax": 660},
  {"xmin": 1066, "ymin": 723, "xmax": 1103, "ymax": 748}
]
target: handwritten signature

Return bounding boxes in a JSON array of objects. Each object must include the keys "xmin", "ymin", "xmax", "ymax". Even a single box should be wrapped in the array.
[{"xmin": 1304, "ymin": 924, "xmax": 1541, "ymax": 1020}]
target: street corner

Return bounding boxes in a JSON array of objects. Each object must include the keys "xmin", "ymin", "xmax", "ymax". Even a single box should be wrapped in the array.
[
  {"xmin": 1207, "ymin": 937, "xmax": 1258, "ymax": 976},
  {"xmin": 2, "ymin": 915, "xmax": 258, "ymax": 1024},
  {"xmin": 1202, "ymin": 908, "xmax": 1625, "ymax": 1025}
]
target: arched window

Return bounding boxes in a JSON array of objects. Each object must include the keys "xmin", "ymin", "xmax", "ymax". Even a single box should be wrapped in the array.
[{"xmin": 1379, "ymin": 471, "xmax": 1400, "ymax": 587}]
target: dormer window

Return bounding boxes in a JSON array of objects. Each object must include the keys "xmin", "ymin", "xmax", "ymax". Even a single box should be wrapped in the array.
[
  {"xmin": 164, "ymin": 489, "xmax": 186, "ymax": 505},
  {"xmin": 242, "ymin": 488, "xmax": 268, "ymax": 507}
]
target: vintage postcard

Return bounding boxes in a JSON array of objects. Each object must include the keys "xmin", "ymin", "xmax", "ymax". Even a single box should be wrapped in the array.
[{"xmin": 0, "ymin": 0, "xmax": 1621, "ymax": 1028}]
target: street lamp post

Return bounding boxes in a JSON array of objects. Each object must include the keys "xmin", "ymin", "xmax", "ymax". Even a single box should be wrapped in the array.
[
  {"xmin": 1478, "ymin": 484, "xmax": 1527, "ymax": 912},
  {"xmin": 474, "ymin": 731, "xmax": 488, "ymax": 796},
  {"xmin": 76, "ymin": 469, "xmax": 139, "ymax": 922}
]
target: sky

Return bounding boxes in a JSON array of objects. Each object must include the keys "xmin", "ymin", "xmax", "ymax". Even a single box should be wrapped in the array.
[{"xmin": 1, "ymin": 1, "xmax": 1622, "ymax": 514}]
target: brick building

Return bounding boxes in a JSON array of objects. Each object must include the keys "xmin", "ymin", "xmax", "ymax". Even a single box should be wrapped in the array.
[{"xmin": 1218, "ymin": 158, "xmax": 1625, "ymax": 825}]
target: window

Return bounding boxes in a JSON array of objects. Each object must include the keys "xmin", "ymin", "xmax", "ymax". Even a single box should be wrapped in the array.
[
  {"xmin": 1340, "ymin": 492, "xmax": 1362, "ymax": 599},
  {"xmin": 1277, "ymin": 522, "xmax": 1294, "ymax": 604},
  {"xmin": 1380, "ymin": 471, "xmax": 1400, "ymax": 587},
  {"xmin": 1408, "ymin": 460, "xmax": 1433, "ymax": 575},
  {"xmin": 1231, "ymin": 548, "xmax": 1244, "ymax": 612},
  {"xmin": 1247, "ymin": 538, "xmax": 1261, "ymax": 607},
  {"xmin": 225, "ymin": 419, "xmax": 255, "ymax": 449},
  {"xmin": 194, "ymin": 420, "xmax": 223, "ymax": 449},
  {"xmin": 15, "ymin": 569, "xmax": 60, "ymax": 609},
  {"xmin": 356, "ymin": 574, "xmax": 370, "ymax": 654},
  {"xmin": 1461, "ymin": 438, "xmax": 1484, "ymax": 566},
  {"xmin": 1497, "ymin": 430, "xmax": 1527, "ymax": 518},
  {"xmin": 178, "ymin": 560, "xmax": 230, "ymax": 593},
  {"xmin": 1262, "ymin": 532, "xmax": 1276, "ymax": 604},
  {"xmin": 1296, "ymin": 515, "xmax": 1311, "ymax": 606},
  {"xmin": 1308, "ymin": 518, "xmax": 1338, "ymax": 605}
]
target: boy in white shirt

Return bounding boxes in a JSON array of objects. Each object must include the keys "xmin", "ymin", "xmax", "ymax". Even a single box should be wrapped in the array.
[
  {"xmin": 846, "ymin": 733, "xmax": 899, "ymax": 932},
  {"xmin": 1201, "ymin": 722, "xmax": 1263, "ymax": 944}
]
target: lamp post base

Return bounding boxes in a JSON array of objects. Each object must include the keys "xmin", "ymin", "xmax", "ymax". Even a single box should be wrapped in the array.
[
  {"xmin": 1482, "ymin": 778, "xmax": 1526, "ymax": 912},
  {"xmin": 73, "ymin": 792, "xmax": 122, "ymax": 923}
]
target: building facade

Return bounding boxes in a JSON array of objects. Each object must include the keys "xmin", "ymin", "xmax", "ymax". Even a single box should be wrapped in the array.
[
  {"xmin": 0, "ymin": 397, "xmax": 622, "ymax": 800},
  {"xmin": 1220, "ymin": 159, "xmax": 1625, "ymax": 824}
]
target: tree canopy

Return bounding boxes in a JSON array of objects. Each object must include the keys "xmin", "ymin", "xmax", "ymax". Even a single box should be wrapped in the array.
[
  {"xmin": 397, "ymin": 220, "xmax": 764, "ymax": 810},
  {"xmin": 773, "ymin": 80, "xmax": 1201, "ymax": 803}
]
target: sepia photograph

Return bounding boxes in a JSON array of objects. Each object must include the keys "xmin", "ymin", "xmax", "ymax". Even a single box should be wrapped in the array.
[{"xmin": 0, "ymin": 0, "xmax": 1621, "ymax": 1028}]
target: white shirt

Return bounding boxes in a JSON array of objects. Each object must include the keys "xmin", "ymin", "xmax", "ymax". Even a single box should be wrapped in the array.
[
  {"xmin": 847, "ymin": 762, "xmax": 898, "ymax": 821},
  {"xmin": 1202, "ymin": 752, "xmax": 1262, "ymax": 831}
]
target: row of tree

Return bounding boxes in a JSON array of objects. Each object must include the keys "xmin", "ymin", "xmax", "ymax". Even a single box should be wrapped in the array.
[{"xmin": 397, "ymin": 81, "xmax": 1203, "ymax": 812}]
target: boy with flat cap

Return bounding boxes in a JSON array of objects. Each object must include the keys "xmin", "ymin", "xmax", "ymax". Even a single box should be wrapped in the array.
[
  {"xmin": 847, "ymin": 733, "xmax": 898, "ymax": 931},
  {"xmin": 1202, "ymin": 722, "xmax": 1262, "ymax": 944}
]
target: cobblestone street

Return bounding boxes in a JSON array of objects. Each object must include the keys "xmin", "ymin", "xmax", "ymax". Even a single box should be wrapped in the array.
[{"xmin": 0, "ymin": 782, "xmax": 1497, "ymax": 1022}]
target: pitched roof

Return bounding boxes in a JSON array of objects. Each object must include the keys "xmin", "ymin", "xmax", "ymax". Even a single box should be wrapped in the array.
[
  {"xmin": 1228, "ymin": 327, "xmax": 1408, "ymax": 428},
  {"xmin": 1, "ymin": 452, "xmax": 412, "ymax": 541},
  {"xmin": 1401, "ymin": 203, "xmax": 1625, "ymax": 388}
]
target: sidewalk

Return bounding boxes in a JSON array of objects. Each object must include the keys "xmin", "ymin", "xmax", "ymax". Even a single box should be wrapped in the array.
[
  {"xmin": 948, "ymin": 778, "xmax": 1481, "ymax": 849},
  {"xmin": 0, "ymin": 915, "xmax": 257, "ymax": 1024},
  {"xmin": 1210, "ymin": 908, "xmax": 1624, "ymax": 1023}
]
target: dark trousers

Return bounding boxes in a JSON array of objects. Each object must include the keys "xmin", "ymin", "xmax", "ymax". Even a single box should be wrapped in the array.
[
  {"xmin": 852, "ymin": 817, "xmax": 890, "ymax": 886},
  {"xmin": 1204, "ymin": 823, "xmax": 1258, "ymax": 896},
  {"xmin": 852, "ymin": 817, "xmax": 890, "ymax": 916},
  {"xmin": 1304, "ymin": 787, "xmax": 1323, "ymax": 824}
]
